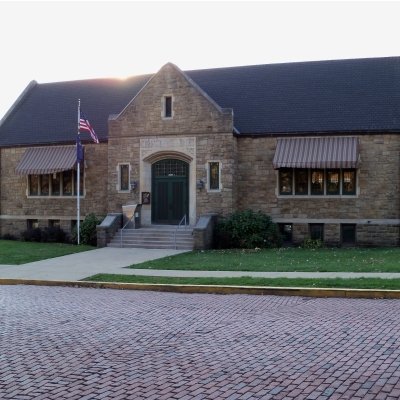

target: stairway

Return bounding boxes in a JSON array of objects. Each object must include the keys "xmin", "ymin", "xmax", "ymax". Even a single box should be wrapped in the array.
[{"xmin": 107, "ymin": 225, "xmax": 194, "ymax": 250}]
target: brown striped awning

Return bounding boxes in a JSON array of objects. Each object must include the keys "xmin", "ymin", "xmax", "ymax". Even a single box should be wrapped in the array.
[
  {"xmin": 16, "ymin": 146, "xmax": 77, "ymax": 175},
  {"xmin": 273, "ymin": 137, "xmax": 359, "ymax": 169}
]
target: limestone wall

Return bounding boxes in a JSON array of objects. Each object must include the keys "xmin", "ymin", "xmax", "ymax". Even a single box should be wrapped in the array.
[{"xmin": 0, "ymin": 143, "xmax": 108, "ymax": 237}]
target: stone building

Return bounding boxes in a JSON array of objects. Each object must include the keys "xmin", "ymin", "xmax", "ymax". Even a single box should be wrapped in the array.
[{"xmin": 0, "ymin": 57, "xmax": 399, "ymax": 247}]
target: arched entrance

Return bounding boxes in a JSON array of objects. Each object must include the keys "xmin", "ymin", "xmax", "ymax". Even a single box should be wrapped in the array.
[{"xmin": 151, "ymin": 159, "xmax": 189, "ymax": 224}]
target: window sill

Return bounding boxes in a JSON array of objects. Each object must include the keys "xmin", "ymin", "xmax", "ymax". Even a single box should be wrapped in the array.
[
  {"xmin": 27, "ymin": 195, "xmax": 86, "ymax": 199},
  {"xmin": 277, "ymin": 194, "xmax": 358, "ymax": 199}
]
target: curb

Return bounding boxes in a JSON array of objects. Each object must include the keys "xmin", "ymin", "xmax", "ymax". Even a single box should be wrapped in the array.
[{"xmin": 1, "ymin": 278, "xmax": 400, "ymax": 299}]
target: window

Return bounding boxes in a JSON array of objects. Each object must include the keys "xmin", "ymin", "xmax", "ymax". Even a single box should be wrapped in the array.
[
  {"xmin": 118, "ymin": 164, "xmax": 130, "ymax": 191},
  {"xmin": 208, "ymin": 162, "xmax": 221, "ymax": 191},
  {"xmin": 49, "ymin": 219, "xmax": 60, "ymax": 228},
  {"xmin": 29, "ymin": 175, "xmax": 39, "ymax": 196},
  {"xmin": 278, "ymin": 168, "xmax": 357, "ymax": 196},
  {"xmin": 279, "ymin": 223, "xmax": 293, "ymax": 243},
  {"xmin": 341, "ymin": 224, "xmax": 356, "ymax": 245},
  {"xmin": 311, "ymin": 169, "xmax": 324, "ymax": 195},
  {"xmin": 27, "ymin": 219, "xmax": 39, "ymax": 229},
  {"xmin": 28, "ymin": 170, "xmax": 83, "ymax": 197},
  {"xmin": 279, "ymin": 169, "xmax": 292, "ymax": 195},
  {"xmin": 342, "ymin": 170, "xmax": 356, "ymax": 195},
  {"xmin": 295, "ymin": 169, "xmax": 308, "ymax": 195},
  {"xmin": 163, "ymin": 96, "xmax": 172, "ymax": 118},
  {"xmin": 310, "ymin": 224, "xmax": 324, "ymax": 241},
  {"xmin": 326, "ymin": 170, "xmax": 340, "ymax": 195}
]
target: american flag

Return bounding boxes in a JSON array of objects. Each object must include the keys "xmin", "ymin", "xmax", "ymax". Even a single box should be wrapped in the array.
[{"xmin": 79, "ymin": 111, "xmax": 99, "ymax": 143}]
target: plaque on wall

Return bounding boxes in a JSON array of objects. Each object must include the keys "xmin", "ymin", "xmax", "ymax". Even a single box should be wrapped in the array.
[{"xmin": 141, "ymin": 192, "xmax": 151, "ymax": 205}]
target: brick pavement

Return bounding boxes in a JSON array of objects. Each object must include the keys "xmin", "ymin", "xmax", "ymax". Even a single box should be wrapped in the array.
[{"xmin": 1, "ymin": 286, "xmax": 400, "ymax": 399}]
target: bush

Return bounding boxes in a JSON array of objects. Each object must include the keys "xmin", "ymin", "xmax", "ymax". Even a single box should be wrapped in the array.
[
  {"xmin": 72, "ymin": 213, "xmax": 102, "ymax": 246},
  {"xmin": 215, "ymin": 209, "xmax": 282, "ymax": 249},
  {"xmin": 21, "ymin": 226, "xmax": 68, "ymax": 243},
  {"xmin": 21, "ymin": 228, "xmax": 43, "ymax": 242},
  {"xmin": 302, "ymin": 238, "xmax": 324, "ymax": 249},
  {"xmin": 1, "ymin": 233, "xmax": 17, "ymax": 240}
]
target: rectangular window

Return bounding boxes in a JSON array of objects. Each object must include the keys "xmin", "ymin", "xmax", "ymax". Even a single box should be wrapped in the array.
[
  {"xmin": 310, "ymin": 224, "xmax": 324, "ymax": 241},
  {"xmin": 342, "ymin": 169, "xmax": 356, "ymax": 195},
  {"xmin": 209, "ymin": 162, "xmax": 220, "ymax": 190},
  {"xmin": 341, "ymin": 224, "xmax": 356, "ymax": 245},
  {"xmin": 164, "ymin": 96, "xmax": 172, "ymax": 118},
  {"xmin": 278, "ymin": 168, "xmax": 357, "ymax": 196},
  {"xmin": 51, "ymin": 173, "xmax": 61, "ymax": 196},
  {"xmin": 311, "ymin": 169, "xmax": 324, "ymax": 195},
  {"xmin": 29, "ymin": 175, "xmax": 39, "ymax": 196},
  {"xmin": 119, "ymin": 164, "xmax": 130, "ymax": 191},
  {"xmin": 40, "ymin": 175, "xmax": 49, "ymax": 196},
  {"xmin": 326, "ymin": 169, "xmax": 340, "ymax": 195},
  {"xmin": 28, "ymin": 170, "xmax": 84, "ymax": 198},
  {"xmin": 295, "ymin": 169, "xmax": 308, "ymax": 195},
  {"xmin": 62, "ymin": 171, "xmax": 73, "ymax": 196},
  {"xmin": 49, "ymin": 219, "xmax": 60, "ymax": 228},
  {"xmin": 279, "ymin": 169, "xmax": 293, "ymax": 195},
  {"xmin": 279, "ymin": 223, "xmax": 293, "ymax": 243},
  {"xmin": 27, "ymin": 219, "xmax": 39, "ymax": 229}
]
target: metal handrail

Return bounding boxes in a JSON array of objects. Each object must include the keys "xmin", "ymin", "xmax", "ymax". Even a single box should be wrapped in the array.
[
  {"xmin": 120, "ymin": 213, "xmax": 136, "ymax": 248},
  {"xmin": 174, "ymin": 215, "xmax": 187, "ymax": 249}
]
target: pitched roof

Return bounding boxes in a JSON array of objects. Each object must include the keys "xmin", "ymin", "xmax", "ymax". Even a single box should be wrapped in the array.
[{"xmin": 1, "ymin": 57, "xmax": 399, "ymax": 147}]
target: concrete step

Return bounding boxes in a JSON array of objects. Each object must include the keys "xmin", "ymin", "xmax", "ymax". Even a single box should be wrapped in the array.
[{"xmin": 108, "ymin": 226, "xmax": 194, "ymax": 250}]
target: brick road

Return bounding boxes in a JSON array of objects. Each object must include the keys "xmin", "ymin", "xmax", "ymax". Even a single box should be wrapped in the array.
[{"xmin": 1, "ymin": 286, "xmax": 400, "ymax": 399}]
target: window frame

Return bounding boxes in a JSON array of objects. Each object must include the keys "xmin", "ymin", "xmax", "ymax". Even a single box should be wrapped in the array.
[
  {"xmin": 309, "ymin": 223, "xmax": 324, "ymax": 241},
  {"xmin": 117, "ymin": 163, "xmax": 131, "ymax": 193},
  {"xmin": 27, "ymin": 169, "xmax": 84, "ymax": 198},
  {"xmin": 206, "ymin": 161, "xmax": 222, "ymax": 192},
  {"xmin": 278, "ymin": 168, "xmax": 357, "ymax": 197},
  {"xmin": 162, "ymin": 95, "xmax": 173, "ymax": 119}
]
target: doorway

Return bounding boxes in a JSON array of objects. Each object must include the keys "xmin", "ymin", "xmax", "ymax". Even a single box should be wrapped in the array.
[{"xmin": 151, "ymin": 159, "xmax": 189, "ymax": 224}]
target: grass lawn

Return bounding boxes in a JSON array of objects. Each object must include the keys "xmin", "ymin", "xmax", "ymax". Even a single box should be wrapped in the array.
[
  {"xmin": 83, "ymin": 274, "xmax": 400, "ymax": 290},
  {"xmin": 128, "ymin": 247, "xmax": 400, "ymax": 273},
  {"xmin": 0, "ymin": 240, "xmax": 94, "ymax": 264}
]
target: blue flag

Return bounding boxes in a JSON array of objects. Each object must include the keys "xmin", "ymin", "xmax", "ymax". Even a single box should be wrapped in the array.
[{"xmin": 76, "ymin": 134, "xmax": 84, "ymax": 163}]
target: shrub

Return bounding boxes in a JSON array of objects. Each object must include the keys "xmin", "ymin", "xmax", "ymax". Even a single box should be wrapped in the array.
[
  {"xmin": 21, "ymin": 228, "xmax": 42, "ymax": 242},
  {"xmin": 215, "ymin": 209, "xmax": 282, "ymax": 249},
  {"xmin": 1, "ymin": 233, "xmax": 17, "ymax": 240},
  {"xmin": 21, "ymin": 226, "xmax": 67, "ymax": 243},
  {"xmin": 72, "ymin": 213, "xmax": 102, "ymax": 246},
  {"xmin": 302, "ymin": 238, "xmax": 324, "ymax": 249}
]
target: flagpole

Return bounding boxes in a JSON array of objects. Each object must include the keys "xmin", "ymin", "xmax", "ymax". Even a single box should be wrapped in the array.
[{"xmin": 77, "ymin": 99, "xmax": 81, "ymax": 245}]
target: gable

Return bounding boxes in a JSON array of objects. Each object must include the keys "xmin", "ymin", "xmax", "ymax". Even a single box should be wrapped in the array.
[{"xmin": 110, "ymin": 63, "xmax": 233, "ymax": 137}]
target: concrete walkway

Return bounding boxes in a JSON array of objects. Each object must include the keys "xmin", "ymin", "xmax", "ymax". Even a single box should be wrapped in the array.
[{"xmin": 0, "ymin": 246, "xmax": 400, "ymax": 281}]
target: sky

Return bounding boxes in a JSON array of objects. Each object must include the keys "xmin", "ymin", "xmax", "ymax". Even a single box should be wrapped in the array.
[{"xmin": 0, "ymin": 0, "xmax": 399, "ymax": 120}]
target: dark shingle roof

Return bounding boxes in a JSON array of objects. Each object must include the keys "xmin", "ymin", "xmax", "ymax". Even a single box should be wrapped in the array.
[{"xmin": 1, "ymin": 57, "xmax": 399, "ymax": 146}]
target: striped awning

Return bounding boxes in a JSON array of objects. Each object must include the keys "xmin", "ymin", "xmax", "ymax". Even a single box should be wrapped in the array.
[
  {"xmin": 16, "ymin": 146, "xmax": 77, "ymax": 175},
  {"xmin": 273, "ymin": 137, "xmax": 359, "ymax": 169}
]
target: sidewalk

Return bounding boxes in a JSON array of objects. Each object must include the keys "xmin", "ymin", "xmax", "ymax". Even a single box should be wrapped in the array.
[{"xmin": 0, "ymin": 246, "xmax": 400, "ymax": 281}]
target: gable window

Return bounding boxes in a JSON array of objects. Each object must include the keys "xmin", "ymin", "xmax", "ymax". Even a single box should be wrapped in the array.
[
  {"xmin": 207, "ymin": 161, "xmax": 221, "ymax": 191},
  {"xmin": 278, "ymin": 168, "xmax": 357, "ymax": 196},
  {"xmin": 163, "ymin": 96, "xmax": 172, "ymax": 118},
  {"xmin": 118, "ymin": 163, "xmax": 130, "ymax": 192}
]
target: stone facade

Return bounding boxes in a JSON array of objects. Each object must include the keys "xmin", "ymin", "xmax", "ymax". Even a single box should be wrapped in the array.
[
  {"xmin": 0, "ymin": 143, "xmax": 108, "ymax": 237},
  {"xmin": 236, "ymin": 134, "xmax": 400, "ymax": 246},
  {"xmin": 107, "ymin": 63, "xmax": 236, "ymax": 226},
  {"xmin": 0, "ymin": 63, "xmax": 398, "ymax": 247}
]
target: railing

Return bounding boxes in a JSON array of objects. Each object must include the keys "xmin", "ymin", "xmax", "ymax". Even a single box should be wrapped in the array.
[
  {"xmin": 174, "ymin": 215, "xmax": 187, "ymax": 249},
  {"xmin": 120, "ymin": 213, "xmax": 135, "ymax": 248}
]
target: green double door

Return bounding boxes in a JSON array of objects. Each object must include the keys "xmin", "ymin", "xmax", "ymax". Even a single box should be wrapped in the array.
[{"xmin": 152, "ymin": 159, "xmax": 189, "ymax": 225}]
